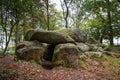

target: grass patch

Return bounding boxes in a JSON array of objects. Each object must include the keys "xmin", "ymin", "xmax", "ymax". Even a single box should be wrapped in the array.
[
  {"xmin": 111, "ymin": 52, "xmax": 120, "ymax": 58},
  {"xmin": 104, "ymin": 54, "xmax": 120, "ymax": 66},
  {"xmin": 94, "ymin": 55, "xmax": 106, "ymax": 62},
  {"xmin": 93, "ymin": 53, "xmax": 120, "ymax": 66}
]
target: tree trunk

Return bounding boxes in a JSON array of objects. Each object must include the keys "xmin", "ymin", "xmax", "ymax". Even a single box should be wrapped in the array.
[
  {"xmin": 100, "ymin": 37, "xmax": 103, "ymax": 44},
  {"xmin": 65, "ymin": 7, "xmax": 68, "ymax": 28},
  {"xmin": 1, "ymin": 6, "xmax": 9, "ymax": 54},
  {"xmin": 46, "ymin": 0, "xmax": 50, "ymax": 30},
  {"xmin": 15, "ymin": 23, "xmax": 19, "ymax": 54},
  {"xmin": 107, "ymin": 0, "xmax": 113, "ymax": 46},
  {"xmin": 64, "ymin": 0, "xmax": 69, "ymax": 28},
  {"xmin": 3, "ymin": 24, "xmax": 15, "ymax": 54},
  {"xmin": 31, "ymin": 13, "xmax": 36, "ymax": 29}
]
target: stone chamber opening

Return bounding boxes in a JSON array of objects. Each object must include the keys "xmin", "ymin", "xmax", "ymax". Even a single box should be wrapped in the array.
[{"xmin": 42, "ymin": 44, "xmax": 56, "ymax": 69}]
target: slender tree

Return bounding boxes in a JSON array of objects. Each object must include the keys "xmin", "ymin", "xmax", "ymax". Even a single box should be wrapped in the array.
[
  {"xmin": 106, "ymin": 0, "xmax": 113, "ymax": 45},
  {"xmin": 43, "ymin": 0, "xmax": 50, "ymax": 30},
  {"xmin": 60, "ymin": 0, "xmax": 73, "ymax": 28}
]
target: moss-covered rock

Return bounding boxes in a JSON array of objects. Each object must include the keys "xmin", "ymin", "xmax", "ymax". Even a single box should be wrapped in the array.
[
  {"xmin": 16, "ymin": 41, "xmax": 45, "ymax": 64},
  {"xmin": 24, "ymin": 29, "xmax": 75, "ymax": 44},
  {"xmin": 76, "ymin": 43, "xmax": 90, "ymax": 52},
  {"xmin": 58, "ymin": 29, "xmax": 87, "ymax": 43},
  {"xmin": 52, "ymin": 43, "xmax": 81, "ymax": 68},
  {"xmin": 86, "ymin": 43, "xmax": 103, "ymax": 52},
  {"xmin": 17, "ymin": 47, "xmax": 44, "ymax": 64},
  {"xmin": 17, "ymin": 40, "xmax": 43, "ymax": 50}
]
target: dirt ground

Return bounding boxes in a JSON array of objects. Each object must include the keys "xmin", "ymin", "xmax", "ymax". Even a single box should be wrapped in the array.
[
  {"xmin": 0, "ymin": 55, "xmax": 119, "ymax": 80},
  {"xmin": 0, "ymin": 47, "xmax": 120, "ymax": 80}
]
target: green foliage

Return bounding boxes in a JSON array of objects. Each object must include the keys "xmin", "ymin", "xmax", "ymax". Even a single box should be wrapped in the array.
[
  {"xmin": 81, "ymin": 0, "xmax": 120, "ymax": 44},
  {"xmin": 83, "ymin": 17, "xmax": 106, "ymax": 40},
  {"xmin": 0, "ymin": 0, "xmax": 120, "ymax": 54},
  {"xmin": 79, "ymin": 55, "xmax": 87, "ymax": 61}
]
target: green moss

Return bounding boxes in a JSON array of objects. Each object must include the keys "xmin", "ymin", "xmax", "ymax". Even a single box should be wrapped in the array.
[
  {"xmin": 56, "ymin": 29, "xmax": 71, "ymax": 35},
  {"xmin": 56, "ymin": 29, "xmax": 75, "ymax": 42},
  {"xmin": 65, "ymin": 36, "xmax": 75, "ymax": 42}
]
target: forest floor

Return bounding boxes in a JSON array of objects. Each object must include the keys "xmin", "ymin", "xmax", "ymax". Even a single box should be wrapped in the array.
[{"xmin": 0, "ymin": 47, "xmax": 120, "ymax": 80}]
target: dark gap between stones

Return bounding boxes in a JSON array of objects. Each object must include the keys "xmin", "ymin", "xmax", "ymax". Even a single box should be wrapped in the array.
[{"xmin": 42, "ymin": 44, "xmax": 56, "ymax": 69}]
